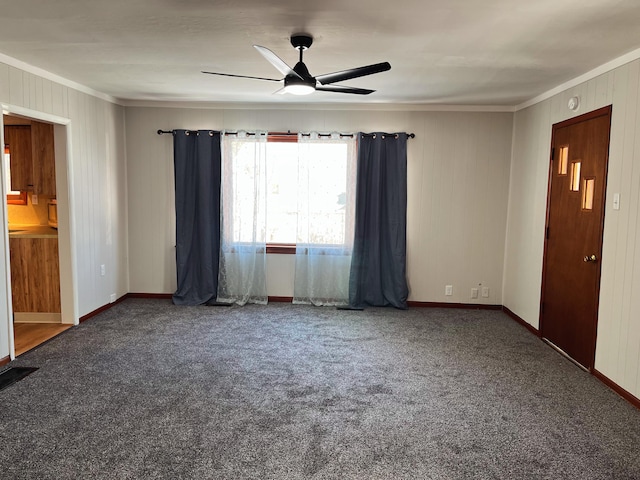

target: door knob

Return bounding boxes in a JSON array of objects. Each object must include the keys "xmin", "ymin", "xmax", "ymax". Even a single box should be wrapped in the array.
[{"xmin": 583, "ymin": 254, "xmax": 598, "ymax": 262}]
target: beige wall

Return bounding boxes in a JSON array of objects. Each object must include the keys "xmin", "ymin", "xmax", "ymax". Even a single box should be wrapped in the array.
[
  {"xmin": 125, "ymin": 106, "xmax": 513, "ymax": 303},
  {"xmin": 504, "ymin": 59, "xmax": 640, "ymax": 398},
  {"xmin": 0, "ymin": 63, "xmax": 129, "ymax": 359}
]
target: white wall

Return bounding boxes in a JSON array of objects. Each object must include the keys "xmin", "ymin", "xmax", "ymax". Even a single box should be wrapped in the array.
[
  {"xmin": 0, "ymin": 63, "xmax": 129, "ymax": 360},
  {"xmin": 504, "ymin": 59, "xmax": 640, "ymax": 397},
  {"xmin": 125, "ymin": 106, "xmax": 513, "ymax": 304}
]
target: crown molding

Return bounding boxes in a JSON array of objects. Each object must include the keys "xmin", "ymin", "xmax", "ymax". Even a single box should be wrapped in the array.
[
  {"xmin": 0, "ymin": 52, "xmax": 121, "ymax": 106},
  {"xmin": 516, "ymin": 46, "xmax": 640, "ymax": 111}
]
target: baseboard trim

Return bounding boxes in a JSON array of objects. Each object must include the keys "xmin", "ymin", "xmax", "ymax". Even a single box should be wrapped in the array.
[
  {"xmin": 127, "ymin": 293, "xmax": 173, "ymax": 299},
  {"xmin": 593, "ymin": 369, "xmax": 640, "ymax": 410},
  {"xmin": 79, "ymin": 294, "xmax": 128, "ymax": 323},
  {"xmin": 502, "ymin": 306, "xmax": 540, "ymax": 337},
  {"xmin": 85, "ymin": 296, "xmax": 505, "ymax": 307},
  {"xmin": 0, "ymin": 355, "xmax": 9, "ymax": 367},
  {"xmin": 128, "ymin": 294, "xmax": 293, "ymax": 302},
  {"xmin": 407, "ymin": 301, "xmax": 502, "ymax": 310}
]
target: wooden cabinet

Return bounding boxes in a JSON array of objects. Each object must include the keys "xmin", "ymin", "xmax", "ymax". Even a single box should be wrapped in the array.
[
  {"xmin": 3, "ymin": 125, "xmax": 33, "ymax": 192},
  {"xmin": 9, "ymin": 237, "xmax": 61, "ymax": 313},
  {"xmin": 31, "ymin": 121, "xmax": 56, "ymax": 195},
  {"xmin": 3, "ymin": 119, "xmax": 56, "ymax": 195}
]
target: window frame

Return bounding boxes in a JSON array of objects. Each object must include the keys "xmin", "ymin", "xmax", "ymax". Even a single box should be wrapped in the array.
[{"xmin": 263, "ymin": 132, "xmax": 354, "ymax": 255}]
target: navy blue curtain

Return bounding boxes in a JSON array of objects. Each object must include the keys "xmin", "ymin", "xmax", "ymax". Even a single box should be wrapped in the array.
[
  {"xmin": 348, "ymin": 132, "xmax": 409, "ymax": 309},
  {"xmin": 172, "ymin": 130, "xmax": 222, "ymax": 305}
]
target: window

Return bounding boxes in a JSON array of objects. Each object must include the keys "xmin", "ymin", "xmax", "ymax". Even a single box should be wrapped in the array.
[
  {"xmin": 558, "ymin": 145, "xmax": 569, "ymax": 175},
  {"xmin": 582, "ymin": 178, "xmax": 595, "ymax": 210},
  {"xmin": 570, "ymin": 161, "xmax": 581, "ymax": 192},
  {"xmin": 222, "ymin": 132, "xmax": 355, "ymax": 253}
]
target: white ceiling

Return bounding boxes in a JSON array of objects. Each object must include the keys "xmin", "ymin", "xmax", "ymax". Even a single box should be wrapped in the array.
[{"xmin": 0, "ymin": 0, "xmax": 639, "ymax": 106}]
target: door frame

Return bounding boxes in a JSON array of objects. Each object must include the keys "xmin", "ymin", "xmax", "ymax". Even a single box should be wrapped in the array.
[
  {"xmin": 539, "ymin": 104, "xmax": 612, "ymax": 370},
  {"xmin": 1, "ymin": 104, "xmax": 79, "ymax": 360}
]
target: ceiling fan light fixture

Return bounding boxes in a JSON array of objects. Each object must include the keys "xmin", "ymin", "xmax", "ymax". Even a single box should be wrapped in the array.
[
  {"xmin": 283, "ymin": 74, "xmax": 315, "ymax": 95},
  {"xmin": 284, "ymin": 83, "xmax": 315, "ymax": 95}
]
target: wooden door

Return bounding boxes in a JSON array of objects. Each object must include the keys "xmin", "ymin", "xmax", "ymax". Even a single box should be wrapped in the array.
[{"xmin": 541, "ymin": 105, "xmax": 612, "ymax": 369}]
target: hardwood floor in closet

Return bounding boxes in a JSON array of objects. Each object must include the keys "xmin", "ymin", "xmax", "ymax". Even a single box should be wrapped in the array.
[{"xmin": 14, "ymin": 323, "xmax": 72, "ymax": 356}]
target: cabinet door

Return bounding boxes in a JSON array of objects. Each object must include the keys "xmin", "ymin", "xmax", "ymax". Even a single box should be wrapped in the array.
[
  {"xmin": 9, "ymin": 238, "xmax": 61, "ymax": 313},
  {"xmin": 4, "ymin": 125, "xmax": 33, "ymax": 191},
  {"xmin": 9, "ymin": 238, "xmax": 29, "ymax": 312},
  {"xmin": 31, "ymin": 121, "xmax": 56, "ymax": 195}
]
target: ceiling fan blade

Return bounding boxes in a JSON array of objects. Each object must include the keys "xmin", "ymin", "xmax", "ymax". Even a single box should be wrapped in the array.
[
  {"xmin": 315, "ymin": 86, "xmax": 375, "ymax": 95},
  {"xmin": 315, "ymin": 62, "xmax": 391, "ymax": 85},
  {"xmin": 253, "ymin": 45, "xmax": 303, "ymax": 80},
  {"xmin": 201, "ymin": 71, "xmax": 281, "ymax": 82}
]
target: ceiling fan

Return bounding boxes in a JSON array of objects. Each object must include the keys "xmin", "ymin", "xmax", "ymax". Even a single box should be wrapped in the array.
[{"xmin": 202, "ymin": 34, "xmax": 391, "ymax": 96}]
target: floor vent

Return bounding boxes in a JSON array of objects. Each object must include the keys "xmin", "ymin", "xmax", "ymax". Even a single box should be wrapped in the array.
[{"xmin": 0, "ymin": 367, "xmax": 38, "ymax": 392}]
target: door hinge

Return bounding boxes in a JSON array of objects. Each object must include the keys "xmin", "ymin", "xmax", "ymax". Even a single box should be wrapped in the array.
[
  {"xmin": 546, "ymin": 227, "xmax": 549, "ymax": 239},
  {"xmin": 551, "ymin": 147, "xmax": 555, "ymax": 161},
  {"xmin": 540, "ymin": 301, "xmax": 544, "ymax": 314}
]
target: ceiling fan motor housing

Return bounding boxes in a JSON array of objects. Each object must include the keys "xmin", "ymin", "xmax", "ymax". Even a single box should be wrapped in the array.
[
  {"xmin": 291, "ymin": 34, "xmax": 313, "ymax": 50},
  {"xmin": 284, "ymin": 60, "xmax": 316, "ymax": 92}
]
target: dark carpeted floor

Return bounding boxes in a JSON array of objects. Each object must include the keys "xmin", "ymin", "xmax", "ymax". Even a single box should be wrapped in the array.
[{"xmin": 1, "ymin": 299, "xmax": 639, "ymax": 479}]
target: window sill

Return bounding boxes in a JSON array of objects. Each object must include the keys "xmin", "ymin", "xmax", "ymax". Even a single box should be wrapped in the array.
[
  {"xmin": 265, "ymin": 244, "xmax": 352, "ymax": 255},
  {"xmin": 222, "ymin": 243, "xmax": 350, "ymax": 255},
  {"xmin": 266, "ymin": 244, "xmax": 296, "ymax": 255}
]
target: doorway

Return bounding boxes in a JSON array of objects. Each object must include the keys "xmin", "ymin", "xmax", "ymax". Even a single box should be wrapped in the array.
[
  {"xmin": 1, "ymin": 106, "xmax": 77, "ymax": 360},
  {"xmin": 540, "ymin": 105, "xmax": 612, "ymax": 370},
  {"xmin": 3, "ymin": 113, "xmax": 64, "ymax": 355}
]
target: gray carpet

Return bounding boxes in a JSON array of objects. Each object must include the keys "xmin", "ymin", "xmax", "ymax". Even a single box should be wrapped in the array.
[{"xmin": 1, "ymin": 299, "xmax": 640, "ymax": 479}]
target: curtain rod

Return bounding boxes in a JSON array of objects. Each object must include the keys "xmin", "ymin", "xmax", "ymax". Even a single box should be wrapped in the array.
[
  {"xmin": 157, "ymin": 129, "xmax": 415, "ymax": 139},
  {"xmin": 157, "ymin": 129, "xmax": 214, "ymax": 135}
]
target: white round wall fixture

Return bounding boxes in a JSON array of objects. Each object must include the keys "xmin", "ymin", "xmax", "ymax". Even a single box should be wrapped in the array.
[{"xmin": 568, "ymin": 96, "xmax": 580, "ymax": 111}]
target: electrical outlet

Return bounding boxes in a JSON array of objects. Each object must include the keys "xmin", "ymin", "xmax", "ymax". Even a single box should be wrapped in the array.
[
  {"xmin": 445, "ymin": 285, "xmax": 453, "ymax": 296},
  {"xmin": 100, "ymin": 264, "xmax": 106, "ymax": 276},
  {"xmin": 471, "ymin": 288, "xmax": 478, "ymax": 299},
  {"xmin": 110, "ymin": 293, "xmax": 116, "ymax": 303},
  {"xmin": 31, "ymin": 194, "xmax": 38, "ymax": 205},
  {"xmin": 481, "ymin": 287, "xmax": 490, "ymax": 298}
]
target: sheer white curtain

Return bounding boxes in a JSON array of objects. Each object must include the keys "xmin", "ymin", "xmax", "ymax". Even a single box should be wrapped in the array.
[
  {"xmin": 217, "ymin": 131, "xmax": 268, "ymax": 305},
  {"xmin": 293, "ymin": 132, "xmax": 357, "ymax": 306}
]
